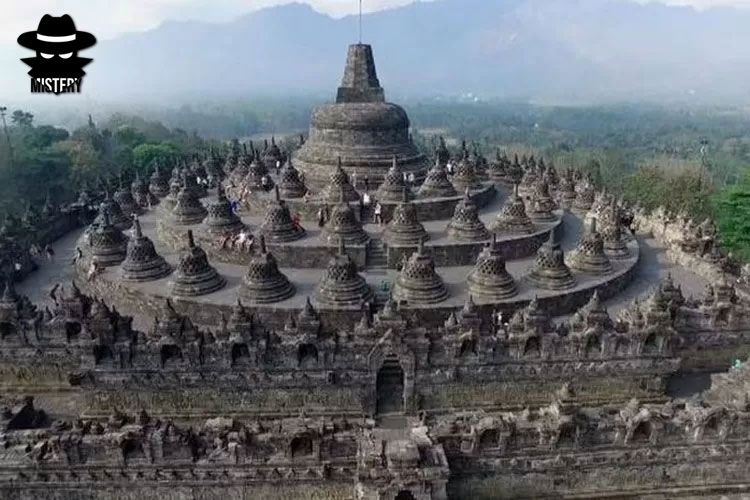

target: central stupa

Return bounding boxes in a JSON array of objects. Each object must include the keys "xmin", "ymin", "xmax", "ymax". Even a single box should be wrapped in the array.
[{"xmin": 294, "ymin": 44, "xmax": 427, "ymax": 189}]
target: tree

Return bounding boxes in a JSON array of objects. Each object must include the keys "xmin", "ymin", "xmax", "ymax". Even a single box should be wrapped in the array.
[
  {"xmin": 113, "ymin": 125, "xmax": 146, "ymax": 148},
  {"xmin": 714, "ymin": 176, "xmax": 750, "ymax": 261},
  {"xmin": 132, "ymin": 142, "xmax": 180, "ymax": 172},
  {"xmin": 10, "ymin": 110, "xmax": 33, "ymax": 127}
]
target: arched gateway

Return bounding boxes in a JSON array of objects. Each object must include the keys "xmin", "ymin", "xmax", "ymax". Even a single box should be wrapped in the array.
[{"xmin": 376, "ymin": 355, "xmax": 405, "ymax": 415}]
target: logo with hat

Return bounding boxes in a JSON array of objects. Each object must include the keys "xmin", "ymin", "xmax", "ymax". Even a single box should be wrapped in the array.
[{"xmin": 18, "ymin": 14, "xmax": 96, "ymax": 94}]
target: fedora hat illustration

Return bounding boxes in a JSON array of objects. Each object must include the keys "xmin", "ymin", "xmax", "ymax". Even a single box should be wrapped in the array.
[{"xmin": 17, "ymin": 14, "xmax": 96, "ymax": 54}]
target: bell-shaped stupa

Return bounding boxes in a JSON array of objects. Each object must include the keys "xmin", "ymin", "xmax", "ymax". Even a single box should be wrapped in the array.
[
  {"xmin": 203, "ymin": 185, "xmax": 246, "ymax": 236},
  {"xmin": 90, "ymin": 209, "xmax": 127, "ymax": 266},
  {"xmin": 121, "ymin": 217, "xmax": 172, "ymax": 282},
  {"xmin": 491, "ymin": 184, "xmax": 535, "ymax": 235},
  {"xmin": 467, "ymin": 235, "xmax": 518, "ymax": 301},
  {"xmin": 170, "ymin": 179, "xmax": 207, "ymax": 226},
  {"xmin": 446, "ymin": 189, "xmax": 491, "ymax": 242},
  {"xmin": 567, "ymin": 218, "xmax": 613, "ymax": 275},
  {"xmin": 239, "ymin": 235, "xmax": 295, "ymax": 304},
  {"xmin": 294, "ymin": 44, "xmax": 426, "ymax": 189},
  {"xmin": 169, "ymin": 230, "xmax": 225, "ymax": 297},
  {"xmin": 98, "ymin": 192, "xmax": 131, "ymax": 230},
  {"xmin": 418, "ymin": 158, "xmax": 457, "ymax": 199},
  {"xmin": 317, "ymin": 157, "xmax": 360, "ymax": 203},
  {"xmin": 278, "ymin": 157, "xmax": 307, "ymax": 199},
  {"xmin": 376, "ymin": 156, "xmax": 412, "ymax": 202},
  {"xmin": 392, "ymin": 241, "xmax": 448, "ymax": 304},
  {"xmin": 526, "ymin": 232, "xmax": 576, "ymax": 291},
  {"xmin": 451, "ymin": 151, "xmax": 482, "ymax": 192},
  {"xmin": 320, "ymin": 187, "xmax": 369, "ymax": 246},
  {"xmin": 316, "ymin": 239, "xmax": 374, "ymax": 308},
  {"xmin": 384, "ymin": 190, "xmax": 429, "ymax": 246},
  {"xmin": 149, "ymin": 165, "xmax": 170, "ymax": 198},
  {"xmin": 259, "ymin": 187, "xmax": 305, "ymax": 243}
]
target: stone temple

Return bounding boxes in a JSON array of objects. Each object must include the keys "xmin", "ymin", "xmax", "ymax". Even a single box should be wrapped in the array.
[
  {"xmin": 3, "ymin": 42, "xmax": 750, "ymax": 500},
  {"xmin": 294, "ymin": 44, "xmax": 427, "ymax": 189}
]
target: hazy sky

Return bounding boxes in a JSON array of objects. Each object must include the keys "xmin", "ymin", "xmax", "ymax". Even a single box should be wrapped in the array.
[{"xmin": 3, "ymin": 0, "xmax": 749, "ymax": 43}]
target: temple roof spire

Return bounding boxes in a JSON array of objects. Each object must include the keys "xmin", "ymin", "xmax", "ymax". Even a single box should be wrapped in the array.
[{"xmin": 337, "ymin": 44, "xmax": 385, "ymax": 103}]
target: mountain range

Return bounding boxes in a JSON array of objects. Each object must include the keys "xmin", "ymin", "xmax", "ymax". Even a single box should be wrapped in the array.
[{"xmin": 3, "ymin": 0, "xmax": 750, "ymax": 104}]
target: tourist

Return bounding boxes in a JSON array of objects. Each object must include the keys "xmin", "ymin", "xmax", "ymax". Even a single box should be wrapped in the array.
[
  {"xmin": 374, "ymin": 201, "xmax": 383, "ymax": 225},
  {"xmin": 86, "ymin": 261, "xmax": 101, "ymax": 281},
  {"xmin": 361, "ymin": 192, "xmax": 371, "ymax": 220},
  {"xmin": 291, "ymin": 212, "xmax": 303, "ymax": 231},
  {"xmin": 275, "ymin": 160, "xmax": 281, "ymax": 176},
  {"xmin": 351, "ymin": 172, "xmax": 358, "ymax": 190},
  {"xmin": 72, "ymin": 247, "xmax": 83, "ymax": 264},
  {"xmin": 261, "ymin": 175, "xmax": 271, "ymax": 191},
  {"xmin": 231, "ymin": 200, "xmax": 240, "ymax": 214},
  {"xmin": 407, "ymin": 172, "xmax": 415, "ymax": 187},
  {"xmin": 317, "ymin": 207, "xmax": 326, "ymax": 228},
  {"xmin": 363, "ymin": 175, "xmax": 370, "ymax": 192},
  {"xmin": 44, "ymin": 244, "xmax": 55, "ymax": 262}
]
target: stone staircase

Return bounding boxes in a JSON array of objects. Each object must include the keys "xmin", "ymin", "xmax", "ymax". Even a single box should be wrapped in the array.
[
  {"xmin": 366, "ymin": 238, "xmax": 392, "ymax": 306},
  {"xmin": 366, "ymin": 238, "xmax": 388, "ymax": 270}
]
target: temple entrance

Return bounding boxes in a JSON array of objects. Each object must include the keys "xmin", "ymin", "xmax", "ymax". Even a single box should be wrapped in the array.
[
  {"xmin": 376, "ymin": 356, "xmax": 404, "ymax": 415},
  {"xmin": 395, "ymin": 491, "xmax": 416, "ymax": 500}
]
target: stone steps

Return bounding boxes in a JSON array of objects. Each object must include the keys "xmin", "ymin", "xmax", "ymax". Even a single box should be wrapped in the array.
[{"xmin": 366, "ymin": 239, "xmax": 388, "ymax": 269}]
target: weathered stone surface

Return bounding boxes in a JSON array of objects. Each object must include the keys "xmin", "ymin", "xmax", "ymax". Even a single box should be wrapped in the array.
[
  {"xmin": 132, "ymin": 172, "xmax": 158, "ymax": 208},
  {"xmin": 277, "ymin": 157, "xmax": 307, "ymax": 199},
  {"xmin": 120, "ymin": 217, "xmax": 172, "ymax": 282},
  {"xmin": 383, "ymin": 196, "xmax": 429, "ymax": 246},
  {"xmin": 418, "ymin": 159, "xmax": 457, "ymax": 199},
  {"xmin": 446, "ymin": 189, "xmax": 490, "ymax": 242},
  {"xmin": 261, "ymin": 136, "xmax": 284, "ymax": 171},
  {"xmin": 392, "ymin": 241, "xmax": 448, "ymax": 304},
  {"xmin": 527, "ymin": 231, "xmax": 576, "ymax": 290},
  {"xmin": 574, "ymin": 179, "xmax": 596, "ymax": 212},
  {"xmin": 317, "ymin": 158, "xmax": 360, "ymax": 203},
  {"xmin": 259, "ymin": 188, "xmax": 305, "ymax": 243},
  {"xmin": 450, "ymin": 152, "xmax": 482, "ymax": 192},
  {"xmin": 98, "ymin": 192, "xmax": 131, "ymax": 230},
  {"xmin": 203, "ymin": 185, "xmax": 245, "ymax": 237},
  {"xmin": 376, "ymin": 156, "xmax": 412, "ymax": 202},
  {"xmin": 170, "ymin": 177, "xmax": 207, "ymax": 226},
  {"xmin": 567, "ymin": 218, "xmax": 613, "ymax": 275},
  {"xmin": 114, "ymin": 186, "xmax": 141, "ymax": 217},
  {"xmin": 89, "ymin": 209, "xmax": 127, "ymax": 266},
  {"xmin": 169, "ymin": 230, "xmax": 225, "ymax": 297},
  {"xmin": 160, "ymin": 175, "xmax": 182, "ymax": 213},
  {"xmin": 315, "ymin": 239, "xmax": 374, "ymax": 308},
  {"xmin": 239, "ymin": 235, "xmax": 295, "ymax": 304},
  {"xmin": 320, "ymin": 188, "xmax": 369, "ymax": 246},
  {"xmin": 149, "ymin": 165, "xmax": 170, "ymax": 198},
  {"xmin": 295, "ymin": 44, "xmax": 426, "ymax": 189},
  {"xmin": 600, "ymin": 200, "xmax": 630, "ymax": 259},
  {"xmin": 491, "ymin": 184, "xmax": 535, "ymax": 235},
  {"xmin": 467, "ymin": 235, "xmax": 518, "ymax": 301},
  {"xmin": 527, "ymin": 179, "xmax": 557, "ymax": 222}
]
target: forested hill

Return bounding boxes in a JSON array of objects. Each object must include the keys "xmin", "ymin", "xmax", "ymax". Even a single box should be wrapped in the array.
[{"xmin": 3, "ymin": 0, "xmax": 750, "ymax": 104}]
